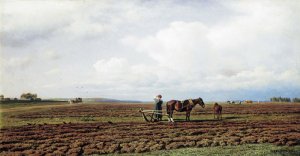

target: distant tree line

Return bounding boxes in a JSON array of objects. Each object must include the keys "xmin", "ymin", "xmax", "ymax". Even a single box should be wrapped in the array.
[
  {"xmin": 20, "ymin": 93, "xmax": 41, "ymax": 101},
  {"xmin": 292, "ymin": 98, "xmax": 300, "ymax": 102},
  {"xmin": 270, "ymin": 97, "xmax": 300, "ymax": 102},
  {"xmin": 1, "ymin": 93, "xmax": 41, "ymax": 102}
]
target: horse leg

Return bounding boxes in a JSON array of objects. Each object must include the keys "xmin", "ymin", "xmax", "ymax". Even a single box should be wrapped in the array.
[
  {"xmin": 170, "ymin": 110, "xmax": 173, "ymax": 120},
  {"xmin": 171, "ymin": 110, "xmax": 174, "ymax": 118},
  {"xmin": 185, "ymin": 112, "xmax": 188, "ymax": 121},
  {"xmin": 166, "ymin": 104, "xmax": 169, "ymax": 115},
  {"xmin": 166, "ymin": 103, "xmax": 175, "ymax": 122},
  {"xmin": 167, "ymin": 108, "xmax": 172, "ymax": 122},
  {"xmin": 185, "ymin": 112, "xmax": 187, "ymax": 121},
  {"xmin": 186, "ymin": 111, "xmax": 188, "ymax": 121},
  {"xmin": 171, "ymin": 104, "xmax": 175, "ymax": 119},
  {"xmin": 167, "ymin": 104, "xmax": 171, "ymax": 118},
  {"xmin": 186, "ymin": 111, "xmax": 190, "ymax": 121}
]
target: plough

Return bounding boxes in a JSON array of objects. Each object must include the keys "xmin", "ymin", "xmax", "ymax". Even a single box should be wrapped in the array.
[{"xmin": 139, "ymin": 108, "xmax": 174, "ymax": 122}]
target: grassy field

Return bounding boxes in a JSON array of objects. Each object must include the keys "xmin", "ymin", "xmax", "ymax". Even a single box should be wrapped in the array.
[
  {"xmin": 116, "ymin": 144, "xmax": 300, "ymax": 156},
  {"xmin": 1, "ymin": 102, "xmax": 299, "ymax": 128},
  {"xmin": 1, "ymin": 102, "xmax": 299, "ymax": 155},
  {"xmin": 0, "ymin": 102, "xmax": 70, "ymax": 128},
  {"xmin": 1, "ymin": 102, "xmax": 144, "ymax": 128}
]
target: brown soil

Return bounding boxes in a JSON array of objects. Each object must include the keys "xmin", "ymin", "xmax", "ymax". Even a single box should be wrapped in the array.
[
  {"xmin": 14, "ymin": 103, "xmax": 300, "ymax": 118},
  {"xmin": 1, "ymin": 103, "xmax": 300, "ymax": 155},
  {"xmin": 1, "ymin": 120, "xmax": 299, "ymax": 155}
]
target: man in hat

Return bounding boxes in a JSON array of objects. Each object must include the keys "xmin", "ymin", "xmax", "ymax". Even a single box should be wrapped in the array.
[{"xmin": 154, "ymin": 94, "xmax": 163, "ymax": 121}]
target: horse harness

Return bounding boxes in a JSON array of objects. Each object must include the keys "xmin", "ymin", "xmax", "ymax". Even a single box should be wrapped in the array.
[{"xmin": 180, "ymin": 99, "xmax": 195, "ymax": 111}]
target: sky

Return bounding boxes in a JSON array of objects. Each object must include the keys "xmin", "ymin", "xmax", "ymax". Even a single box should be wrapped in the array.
[{"xmin": 1, "ymin": 0, "xmax": 300, "ymax": 101}]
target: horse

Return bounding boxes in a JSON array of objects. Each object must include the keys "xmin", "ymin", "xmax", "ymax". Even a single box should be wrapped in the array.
[
  {"xmin": 166, "ymin": 97, "xmax": 205, "ymax": 121},
  {"xmin": 68, "ymin": 98, "xmax": 82, "ymax": 104},
  {"xmin": 213, "ymin": 103, "xmax": 222, "ymax": 120}
]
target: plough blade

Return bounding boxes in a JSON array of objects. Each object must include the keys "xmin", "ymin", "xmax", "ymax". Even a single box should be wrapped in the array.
[{"xmin": 139, "ymin": 108, "xmax": 174, "ymax": 122}]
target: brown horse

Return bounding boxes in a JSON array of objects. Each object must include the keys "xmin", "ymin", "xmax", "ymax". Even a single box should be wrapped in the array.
[
  {"xmin": 166, "ymin": 97, "xmax": 205, "ymax": 121},
  {"xmin": 213, "ymin": 103, "xmax": 222, "ymax": 120}
]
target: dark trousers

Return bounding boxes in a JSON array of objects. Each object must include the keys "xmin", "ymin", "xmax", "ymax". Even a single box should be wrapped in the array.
[{"xmin": 155, "ymin": 104, "xmax": 162, "ymax": 120}]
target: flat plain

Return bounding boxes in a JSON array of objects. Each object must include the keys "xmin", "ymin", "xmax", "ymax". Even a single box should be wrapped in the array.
[{"xmin": 1, "ymin": 102, "xmax": 300, "ymax": 155}]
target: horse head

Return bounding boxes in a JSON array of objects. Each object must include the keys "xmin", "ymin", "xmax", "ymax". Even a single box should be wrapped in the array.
[{"xmin": 197, "ymin": 97, "xmax": 205, "ymax": 108}]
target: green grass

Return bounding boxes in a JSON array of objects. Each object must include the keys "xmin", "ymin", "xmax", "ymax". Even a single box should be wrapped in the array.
[
  {"xmin": 2, "ymin": 113, "xmax": 297, "ymax": 128},
  {"xmin": 1, "ymin": 101, "xmax": 299, "ymax": 128},
  {"xmin": 0, "ymin": 102, "xmax": 145, "ymax": 127},
  {"xmin": 112, "ymin": 144, "xmax": 300, "ymax": 156},
  {"xmin": 1, "ymin": 115, "xmax": 145, "ymax": 128},
  {"xmin": 0, "ymin": 102, "xmax": 70, "ymax": 128},
  {"xmin": 0, "ymin": 102, "xmax": 66, "ymax": 109}
]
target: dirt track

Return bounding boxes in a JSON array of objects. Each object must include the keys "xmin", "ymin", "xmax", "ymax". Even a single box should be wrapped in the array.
[{"xmin": 1, "ymin": 103, "xmax": 300, "ymax": 155}]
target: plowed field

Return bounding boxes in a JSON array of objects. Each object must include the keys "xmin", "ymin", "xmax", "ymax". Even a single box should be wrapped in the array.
[
  {"xmin": 1, "ymin": 102, "xmax": 300, "ymax": 155},
  {"xmin": 13, "ymin": 103, "xmax": 300, "ymax": 118}
]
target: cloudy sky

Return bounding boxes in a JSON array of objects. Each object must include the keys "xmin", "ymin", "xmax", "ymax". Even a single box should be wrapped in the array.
[{"xmin": 1, "ymin": 0, "xmax": 300, "ymax": 101}]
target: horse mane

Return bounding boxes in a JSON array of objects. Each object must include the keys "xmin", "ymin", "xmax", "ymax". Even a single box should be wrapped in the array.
[
  {"xmin": 193, "ymin": 98, "xmax": 200, "ymax": 103},
  {"xmin": 188, "ymin": 99, "xmax": 194, "ymax": 105}
]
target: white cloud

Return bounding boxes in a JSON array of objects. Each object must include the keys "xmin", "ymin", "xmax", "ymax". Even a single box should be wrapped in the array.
[
  {"xmin": 121, "ymin": 21, "xmax": 211, "ymax": 72},
  {"xmin": 121, "ymin": 3, "xmax": 300, "ymax": 93},
  {"xmin": 1, "ymin": 1, "xmax": 78, "ymax": 46},
  {"xmin": 1, "ymin": 0, "xmax": 299, "ymax": 100},
  {"xmin": 2, "ymin": 57, "xmax": 33, "ymax": 69},
  {"xmin": 94, "ymin": 58, "xmax": 129, "ymax": 74},
  {"xmin": 93, "ymin": 57, "xmax": 158, "ymax": 87},
  {"xmin": 44, "ymin": 68, "xmax": 61, "ymax": 76},
  {"xmin": 44, "ymin": 50, "xmax": 60, "ymax": 60}
]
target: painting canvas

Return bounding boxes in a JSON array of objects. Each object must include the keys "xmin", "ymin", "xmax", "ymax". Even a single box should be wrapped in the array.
[{"xmin": 1, "ymin": 0, "xmax": 300, "ymax": 155}]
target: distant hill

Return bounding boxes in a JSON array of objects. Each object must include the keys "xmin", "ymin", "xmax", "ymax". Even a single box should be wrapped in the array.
[
  {"xmin": 84, "ymin": 98, "xmax": 142, "ymax": 103},
  {"xmin": 46, "ymin": 98, "xmax": 142, "ymax": 103},
  {"xmin": 83, "ymin": 98, "xmax": 119, "ymax": 102},
  {"xmin": 43, "ymin": 98, "xmax": 69, "ymax": 102}
]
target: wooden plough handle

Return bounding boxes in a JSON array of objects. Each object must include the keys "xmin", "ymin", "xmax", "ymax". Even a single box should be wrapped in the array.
[{"xmin": 139, "ymin": 108, "xmax": 174, "ymax": 122}]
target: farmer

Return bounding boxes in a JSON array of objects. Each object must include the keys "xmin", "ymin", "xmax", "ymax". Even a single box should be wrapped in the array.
[{"xmin": 154, "ymin": 94, "xmax": 163, "ymax": 121}]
